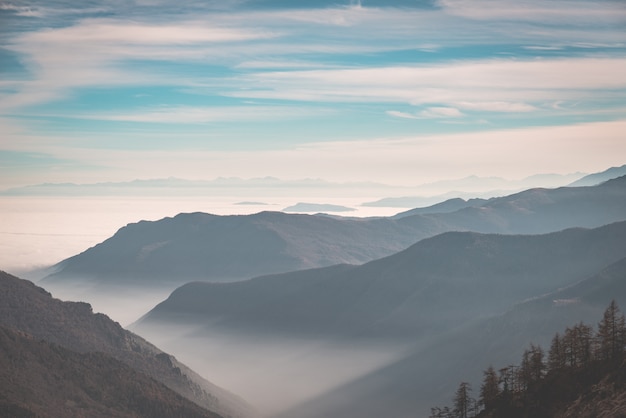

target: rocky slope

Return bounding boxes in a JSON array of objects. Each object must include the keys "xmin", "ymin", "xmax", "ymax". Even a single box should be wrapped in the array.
[{"xmin": 0, "ymin": 271, "xmax": 254, "ymax": 418}]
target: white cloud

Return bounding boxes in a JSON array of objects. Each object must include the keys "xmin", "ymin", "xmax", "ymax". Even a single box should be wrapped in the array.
[
  {"xmin": 454, "ymin": 101, "xmax": 537, "ymax": 112},
  {"xmin": 386, "ymin": 111, "xmax": 419, "ymax": 120},
  {"xmin": 235, "ymin": 60, "xmax": 336, "ymax": 70},
  {"xmin": 226, "ymin": 58, "xmax": 626, "ymax": 108},
  {"xmin": 0, "ymin": 4, "xmax": 43, "ymax": 17},
  {"xmin": 26, "ymin": 19, "xmax": 278, "ymax": 45},
  {"xmin": 3, "ymin": 0, "xmax": 625, "ymax": 115},
  {"xmin": 437, "ymin": 0, "xmax": 626, "ymax": 23},
  {"xmin": 419, "ymin": 107, "xmax": 465, "ymax": 118},
  {"xmin": 57, "ymin": 105, "xmax": 321, "ymax": 124},
  {"xmin": 387, "ymin": 107, "xmax": 466, "ymax": 119}
]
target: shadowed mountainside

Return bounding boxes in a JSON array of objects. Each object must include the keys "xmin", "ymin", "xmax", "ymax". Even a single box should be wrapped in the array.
[
  {"xmin": 272, "ymin": 255, "xmax": 626, "ymax": 418},
  {"xmin": 0, "ymin": 271, "xmax": 254, "ymax": 418},
  {"xmin": 42, "ymin": 211, "xmax": 431, "ymax": 285},
  {"xmin": 0, "ymin": 325, "xmax": 222, "ymax": 418},
  {"xmin": 43, "ymin": 176, "xmax": 626, "ymax": 287},
  {"xmin": 136, "ymin": 221, "xmax": 626, "ymax": 341}
]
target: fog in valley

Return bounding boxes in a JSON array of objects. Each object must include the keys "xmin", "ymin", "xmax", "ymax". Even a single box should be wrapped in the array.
[
  {"xmin": 3, "ymin": 0, "xmax": 626, "ymax": 416},
  {"xmin": 133, "ymin": 322, "xmax": 412, "ymax": 416},
  {"xmin": 41, "ymin": 280, "xmax": 175, "ymax": 327},
  {"xmin": 4, "ymin": 172, "xmax": 625, "ymax": 417}
]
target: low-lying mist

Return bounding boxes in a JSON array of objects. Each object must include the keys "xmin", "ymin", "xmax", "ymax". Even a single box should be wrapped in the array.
[
  {"xmin": 36, "ymin": 278, "xmax": 411, "ymax": 416},
  {"xmin": 40, "ymin": 280, "xmax": 175, "ymax": 327},
  {"xmin": 132, "ymin": 321, "xmax": 411, "ymax": 417}
]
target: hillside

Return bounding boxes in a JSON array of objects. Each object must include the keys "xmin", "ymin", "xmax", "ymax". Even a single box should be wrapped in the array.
[
  {"xmin": 137, "ymin": 221, "xmax": 626, "ymax": 340},
  {"xmin": 272, "ymin": 256, "xmax": 626, "ymax": 418},
  {"xmin": 432, "ymin": 299, "xmax": 626, "ymax": 418},
  {"xmin": 0, "ymin": 271, "xmax": 254, "ymax": 418},
  {"xmin": 568, "ymin": 163, "xmax": 626, "ymax": 187},
  {"xmin": 43, "ymin": 176, "xmax": 626, "ymax": 288},
  {"xmin": 0, "ymin": 325, "xmax": 221, "ymax": 418},
  {"xmin": 392, "ymin": 197, "xmax": 487, "ymax": 219},
  {"xmin": 132, "ymin": 222, "xmax": 626, "ymax": 417},
  {"xmin": 42, "ymin": 211, "xmax": 430, "ymax": 285}
]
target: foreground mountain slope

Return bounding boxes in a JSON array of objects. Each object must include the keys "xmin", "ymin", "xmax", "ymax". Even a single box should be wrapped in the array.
[
  {"xmin": 0, "ymin": 271, "xmax": 253, "ymax": 418},
  {"xmin": 44, "ymin": 176, "xmax": 626, "ymax": 287},
  {"xmin": 0, "ymin": 325, "xmax": 221, "ymax": 418},
  {"xmin": 137, "ymin": 221, "xmax": 626, "ymax": 340}
]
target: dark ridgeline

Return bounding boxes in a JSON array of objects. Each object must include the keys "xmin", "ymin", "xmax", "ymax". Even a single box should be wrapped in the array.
[
  {"xmin": 0, "ymin": 271, "xmax": 254, "ymax": 418},
  {"xmin": 43, "ymin": 175, "xmax": 626, "ymax": 287},
  {"xmin": 430, "ymin": 300, "xmax": 626, "ymax": 418},
  {"xmin": 137, "ymin": 221, "xmax": 626, "ymax": 340}
]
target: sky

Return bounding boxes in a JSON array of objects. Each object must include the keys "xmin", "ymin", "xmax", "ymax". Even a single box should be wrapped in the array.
[{"xmin": 1, "ymin": 0, "xmax": 626, "ymax": 190}]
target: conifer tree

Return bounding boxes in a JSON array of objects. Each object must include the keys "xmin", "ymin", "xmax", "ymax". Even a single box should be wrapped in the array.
[
  {"xmin": 453, "ymin": 382, "xmax": 472, "ymax": 418},
  {"xmin": 563, "ymin": 323, "xmax": 593, "ymax": 367},
  {"xmin": 519, "ymin": 344, "xmax": 544, "ymax": 389},
  {"xmin": 479, "ymin": 365, "xmax": 499, "ymax": 409},
  {"xmin": 596, "ymin": 299, "xmax": 626, "ymax": 361},
  {"xmin": 548, "ymin": 332, "xmax": 565, "ymax": 373}
]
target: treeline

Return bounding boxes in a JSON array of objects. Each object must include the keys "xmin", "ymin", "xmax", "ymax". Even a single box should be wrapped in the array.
[{"xmin": 430, "ymin": 300, "xmax": 626, "ymax": 418}]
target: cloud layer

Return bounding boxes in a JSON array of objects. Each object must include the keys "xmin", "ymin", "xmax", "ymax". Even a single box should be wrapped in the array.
[{"xmin": 1, "ymin": 0, "xmax": 625, "ymax": 188}]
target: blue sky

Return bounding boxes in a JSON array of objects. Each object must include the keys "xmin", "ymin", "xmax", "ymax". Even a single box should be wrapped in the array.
[{"xmin": 1, "ymin": 0, "xmax": 626, "ymax": 189}]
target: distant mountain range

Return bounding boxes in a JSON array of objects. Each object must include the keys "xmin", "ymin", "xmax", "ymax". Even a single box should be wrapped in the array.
[
  {"xmin": 363, "ymin": 165, "xmax": 626, "ymax": 208},
  {"xmin": 0, "ymin": 271, "xmax": 254, "ymax": 418},
  {"xmin": 568, "ymin": 163, "xmax": 626, "ymax": 187},
  {"xmin": 0, "ymin": 170, "xmax": 597, "ymax": 205},
  {"xmin": 43, "ymin": 175, "xmax": 626, "ymax": 287},
  {"xmin": 0, "ymin": 177, "xmax": 396, "ymax": 196}
]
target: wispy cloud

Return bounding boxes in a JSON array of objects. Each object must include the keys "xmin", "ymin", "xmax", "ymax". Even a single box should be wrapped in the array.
[
  {"xmin": 437, "ymin": 0, "xmax": 626, "ymax": 22},
  {"xmin": 57, "ymin": 105, "xmax": 322, "ymax": 124},
  {"xmin": 454, "ymin": 101, "xmax": 537, "ymax": 112},
  {"xmin": 419, "ymin": 107, "xmax": 465, "ymax": 118},
  {"xmin": 225, "ymin": 58, "xmax": 626, "ymax": 111},
  {"xmin": 1, "ymin": 1, "xmax": 625, "ymax": 189},
  {"xmin": 0, "ymin": 3, "xmax": 44, "ymax": 17},
  {"xmin": 387, "ymin": 107, "xmax": 466, "ymax": 120}
]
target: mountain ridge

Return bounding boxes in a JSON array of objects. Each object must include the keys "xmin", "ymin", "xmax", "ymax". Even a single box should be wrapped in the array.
[
  {"xmin": 43, "ymin": 176, "xmax": 626, "ymax": 288},
  {"xmin": 272, "ymin": 254, "xmax": 626, "ymax": 418},
  {"xmin": 136, "ymin": 221, "xmax": 626, "ymax": 341},
  {"xmin": 0, "ymin": 271, "xmax": 254, "ymax": 418},
  {"xmin": 0, "ymin": 324, "xmax": 223, "ymax": 418}
]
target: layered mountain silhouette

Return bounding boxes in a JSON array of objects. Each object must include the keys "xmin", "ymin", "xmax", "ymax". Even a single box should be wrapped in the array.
[
  {"xmin": 133, "ymin": 221, "xmax": 626, "ymax": 417},
  {"xmin": 568, "ymin": 163, "xmax": 626, "ymax": 187},
  {"xmin": 136, "ymin": 221, "xmax": 626, "ymax": 340},
  {"xmin": 43, "ymin": 175, "xmax": 626, "ymax": 286},
  {"xmin": 277, "ymin": 256, "xmax": 626, "ymax": 418},
  {"xmin": 0, "ymin": 271, "xmax": 253, "ymax": 418}
]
